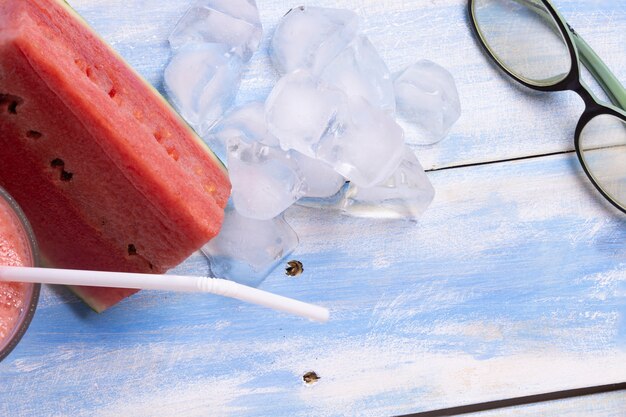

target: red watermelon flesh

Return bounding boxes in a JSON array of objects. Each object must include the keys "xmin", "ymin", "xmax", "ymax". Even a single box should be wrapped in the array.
[{"xmin": 0, "ymin": 0, "xmax": 231, "ymax": 312}]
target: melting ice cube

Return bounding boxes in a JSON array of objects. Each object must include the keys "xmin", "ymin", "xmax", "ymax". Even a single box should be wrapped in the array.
[
  {"xmin": 164, "ymin": 44, "xmax": 243, "ymax": 136},
  {"xmin": 292, "ymin": 151, "xmax": 345, "ymax": 198},
  {"xmin": 202, "ymin": 207, "xmax": 299, "ymax": 287},
  {"xmin": 265, "ymin": 70, "xmax": 345, "ymax": 157},
  {"xmin": 270, "ymin": 6, "xmax": 359, "ymax": 75},
  {"xmin": 321, "ymin": 35, "xmax": 395, "ymax": 113},
  {"xmin": 216, "ymin": 101, "xmax": 344, "ymax": 213},
  {"xmin": 394, "ymin": 60, "xmax": 461, "ymax": 145},
  {"xmin": 317, "ymin": 96, "xmax": 405, "ymax": 187},
  {"xmin": 169, "ymin": 0, "xmax": 263, "ymax": 61},
  {"xmin": 208, "ymin": 102, "xmax": 278, "ymax": 160},
  {"xmin": 342, "ymin": 147, "xmax": 435, "ymax": 220},
  {"xmin": 213, "ymin": 102, "xmax": 279, "ymax": 147},
  {"xmin": 228, "ymin": 139, "xmax": 304, "ymax": 220},
  {"xmin": 213, "ymin": 102, "xmax": 304, "ymax": 219},
  {"xmin": 266, "ymin": 71, "xmax": 404, "ymax": 188}
]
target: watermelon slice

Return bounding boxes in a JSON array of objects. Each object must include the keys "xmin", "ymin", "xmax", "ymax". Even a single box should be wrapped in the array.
[{"xmin": 0, "ymin": 0, "xmax": 231, "ymax": 311}]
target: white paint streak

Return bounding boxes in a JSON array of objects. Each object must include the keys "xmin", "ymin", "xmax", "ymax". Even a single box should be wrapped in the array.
[
  {"xmin": 371, "ymin": 250, "xmax": 391, "ymax": 270},
  {"xmin": 431, "ymin": 322, "xmax": 505, "ymax": 342},
  {"xmin": 94, "ymin": 376, "xmax": 253, "ymax": 417},
  {"xmin": 580, "ymin": 265, "xmax": 626, "ymax": 301}
]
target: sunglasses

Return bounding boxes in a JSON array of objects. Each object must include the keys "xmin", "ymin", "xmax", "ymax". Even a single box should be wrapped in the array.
[{"xmin": 468, "ymin": 0, "xmax": 626, "ymax": 214}]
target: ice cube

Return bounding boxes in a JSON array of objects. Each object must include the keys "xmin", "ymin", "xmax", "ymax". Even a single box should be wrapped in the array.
[
  {"xmin": 267, "ymin": 71, "xmax": 404, "ymax": 188},
  {"xmin": 317, "ymin": 96, "xmax": 405, "ymax": 187},
  {"xmin": 164, "ymin": 44, "xmax": 243, "ymax": 136},
  {"xmin": 202, "ymin": 207, "xmax": 299, "ymax": 287},
  {"xmin": 215, "ymin": 100, "xmax": 343, "ymax": 211},
  {"xmin": 270, "ymin": 6, "xmax": 359, "ymax": 75},
  {"xmin": 394, "ymin": 60, "xmax": 461, "ymax": 145},
  {"xmin": 265, "ymin": 70, "xmax": 345, "ymax": 157},
  {"xmin": 228, "ymin": 139, "xmax": 304, "ymax": 220},
  {"xmin": 321, "ymin": 35, "xmax": 395, "ymax": 113},
  {"xmin": 342, "ymin": 147, "xmax": 435, "ymax": 220},
  {"xmin": 296, "ymin": 182, "xmax": 348, "ymax": 210},
  {"xmin": 207, "ymin": 102, "xmax": 278, "ymax": 161},
  {"xmin": 213, "ymin": 102, "xmax": 279, "ymax": 147},
  {"xmin": 292, "ymin": 151, "xmax": 345, "ymax": 198},
  {"xmin": 169, "ymin": 0, "xmax": 262, "ymax": 61}
]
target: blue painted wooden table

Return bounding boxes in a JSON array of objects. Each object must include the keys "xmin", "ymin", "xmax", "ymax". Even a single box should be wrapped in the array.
[{"xmin": 2, "ymin": 0, "xmax": 625, "ymax": 416}]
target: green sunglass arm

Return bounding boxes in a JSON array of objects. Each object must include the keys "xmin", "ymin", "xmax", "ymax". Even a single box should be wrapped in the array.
[
  {"xmin": 510, "ymin": 0, "xmax": 626, "ymax": 110},
  {"xmin": 571, "ymin": 30, "xmax": 626, "ymax": 111}
]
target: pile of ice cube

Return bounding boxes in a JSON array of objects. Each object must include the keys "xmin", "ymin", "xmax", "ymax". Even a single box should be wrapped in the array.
[{"xmin": 165, "ymin": 2, "xmax": 461, "ymax": 286}]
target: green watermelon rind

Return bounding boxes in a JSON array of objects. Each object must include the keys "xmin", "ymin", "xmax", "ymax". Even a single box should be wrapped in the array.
[
  {"xmin": 70, "ymin": 286, "xmax": 137, "ymax": 313},
  {"xmin": 38, "ymin": 253, "xmax": 132, "ymax": 313}
]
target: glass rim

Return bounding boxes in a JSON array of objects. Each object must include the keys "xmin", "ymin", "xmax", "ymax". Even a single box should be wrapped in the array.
[
  {"xmin": 0, "ymin": 186, "xmax": 41, "ymax": 363},
  {"xmin": 469, "ymin": 0, "xmax": 574, "ymax": 88},
  {"xmin": 575, "ymin": 108, "xmax": 626, "ymax": 214},
  {"xmin": 468, "ymin": 0, "xmax": 581, "ymax": 91}
]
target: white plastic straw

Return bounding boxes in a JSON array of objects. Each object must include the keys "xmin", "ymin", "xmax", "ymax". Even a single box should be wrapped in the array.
[{"xmin": 0, "ymin": 266, "xmax": 329, "ymax": 323}]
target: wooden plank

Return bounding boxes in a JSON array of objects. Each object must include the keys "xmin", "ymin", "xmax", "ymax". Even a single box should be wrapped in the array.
[
  {"xmin": 66, "ymin": 0, "xmax": 626, "ymax": 170},
  {"xmin": 2, "ymin": 152, "xmax": 624, "ymax": 416}
]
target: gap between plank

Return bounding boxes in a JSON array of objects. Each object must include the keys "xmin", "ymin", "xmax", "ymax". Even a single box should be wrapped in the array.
[
  {"xmin": 395, "ymin": 382, "xmax": 626, "ymax": 417},
  {"xmin": 426, "ymin": 149, "xmax": 576, "ymax": 172}
]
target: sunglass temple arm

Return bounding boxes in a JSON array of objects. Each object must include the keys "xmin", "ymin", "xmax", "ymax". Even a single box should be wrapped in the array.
[{"xmin": 567, "ymin": 25, "xmax": 626, "ymax": 111}]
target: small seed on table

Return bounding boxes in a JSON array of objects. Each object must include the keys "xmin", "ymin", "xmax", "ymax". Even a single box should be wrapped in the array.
[
  {"xmin": 303, "ymin": 371, "xmax": 320, "ymax": 384},
  {"xmin": 285, "ymin": 260, "xmax": 303, "ymax": 277}
]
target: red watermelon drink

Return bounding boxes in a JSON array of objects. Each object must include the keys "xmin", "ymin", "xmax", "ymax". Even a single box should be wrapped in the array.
[{"xmin": 0, "ymin": 186, "xmax": 40, "ymax": 362}]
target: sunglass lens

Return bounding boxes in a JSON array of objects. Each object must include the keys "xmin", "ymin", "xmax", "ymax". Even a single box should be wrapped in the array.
[
  {"xmin": 579, "ymin": 114, "xmax": 626, "ymax": 210},
  {"xmin": 472, "ymin": 0, "xmax": 572, "ymax": 86}
]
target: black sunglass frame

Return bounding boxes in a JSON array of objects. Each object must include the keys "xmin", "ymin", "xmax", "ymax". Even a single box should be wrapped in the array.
[{"xmin": 468, "ymin": 0, "xmax": 626, "ymax": 214}]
